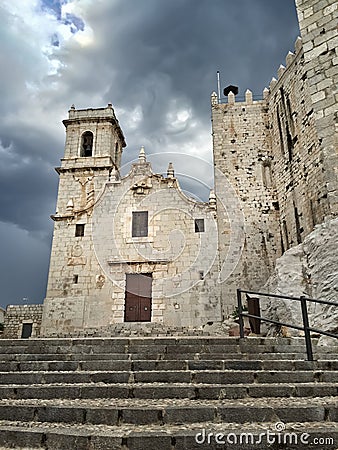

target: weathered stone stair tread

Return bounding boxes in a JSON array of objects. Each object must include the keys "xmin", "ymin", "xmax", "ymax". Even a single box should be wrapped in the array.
[
  {"xmin": 0, "ymin": 420, "xmax": 337, "ymax": 450},
  {"xmin": 0, "ymin": 396, "xmax": 336, "ymax": 407},
  {"xmin": 1, "ymin": 336, "xmax": 335, "ymax": 351},
  {"xmin": 0, "ymin": 336, "xmax": 312, "ymax": 342},
  {"xmin": 1, "ymin": 419, "xmax": 337, "ymax": 432},
  {"xmin": 0, "ymin": 396, "xmax": 336, "ymax": 425},
  {"xmin": 1, "ymin": 354, "xmax": 337, "ymax": 365},
  {"xmin": 1, "ymin": 342, "xmax": 336, "ymax": 356},
  {"xmin": 0, "ymin": 347, "xmax": 315, "ymax": 355},
  {"xmin": 0, "ymin": 394, "xmax": 336, "ymax": 406},
  {"xmin": 0, "ymin": 359, "xmax": 336, "ymax": 371},
  {"xmin": 0, "ymin": 382, "xmax": 336, "ymax": 400},
  {"xmin": 0, "ymin": 369, "xmax": 337, "ymax": 385}
]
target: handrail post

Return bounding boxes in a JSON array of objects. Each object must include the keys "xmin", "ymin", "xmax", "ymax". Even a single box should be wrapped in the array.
[
  {"xmin": 237, "ymin": 289, "xmax": 245, "ymax": 338},
  {"xmin": 300, "ymin": 296, "xmax": 313, "ymax": 361}
]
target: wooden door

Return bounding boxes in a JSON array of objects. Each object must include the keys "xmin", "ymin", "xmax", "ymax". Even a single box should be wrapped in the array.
[{"xmin": 125, "ymin": 273, "xmax": 152, "ymax": 322}]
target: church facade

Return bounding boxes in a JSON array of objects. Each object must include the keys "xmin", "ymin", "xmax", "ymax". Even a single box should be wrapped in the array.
[{"xmin": 40, "ymin": 105, "xmax": 222, "ymax": 335}]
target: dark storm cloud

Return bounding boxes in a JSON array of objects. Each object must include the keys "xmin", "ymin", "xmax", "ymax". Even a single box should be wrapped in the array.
[
  {"xmin": 99, "ymin": 0, "xmax": 298, "ymax": 98},
  {"xmin": 0, "ymin": 117, "xmax": 63, "ymax": 233},
  {"xmin": 59, "ymin": 0, "xmax": 299, "ymax": 163},
  {"xmin": 0, "ymin": 0, "xmax": 299, "ymax": 307},
  {"xmin": 0, "ymin": 221, "xmax": 51, "ymax": 307},
  {"xmin": 0, "ymin": 154, "xmax": 57, "ymax": 234}
]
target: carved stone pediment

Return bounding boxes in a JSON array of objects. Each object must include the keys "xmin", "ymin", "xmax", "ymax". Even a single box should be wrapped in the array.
[{"xmin": 131, "ymin": 178, "xmax": 152, "ymax": 195}]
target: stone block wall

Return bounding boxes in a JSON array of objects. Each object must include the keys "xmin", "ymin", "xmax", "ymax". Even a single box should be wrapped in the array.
[
  {"xmin": 3, "ymin": 305, "xmax": 43, "ymax": 339},
  {"xmin": 267, "ymin": 39, "xmax": 330, "ymax": 250},
  {"xmin": 295, "ymin": 0, "xmax": 338, "ymax": 216},
  {"xmin": 211, "ymin": 92, "xmax": 281, "ymax": 312}
]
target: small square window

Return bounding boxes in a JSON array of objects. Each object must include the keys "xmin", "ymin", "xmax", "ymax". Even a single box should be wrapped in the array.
[
  {"xmin": 195, "ymin": 219, "xmax": 205, "ymax": 233},
  {"xmin": 132, "ymin": 211, "xmax": 148, "ymax": 237},
  {"xmin": 75, "ymin": 224, "xmax": 85, "ymax": 237}
]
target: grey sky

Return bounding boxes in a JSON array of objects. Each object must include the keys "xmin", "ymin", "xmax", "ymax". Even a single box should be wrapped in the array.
[{"xmin": 0, "ymin": 0, "xmax": 299, "ymax": 308}]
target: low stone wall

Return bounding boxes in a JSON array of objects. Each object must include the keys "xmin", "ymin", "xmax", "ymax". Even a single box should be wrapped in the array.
[
  {"xmin": 0, "ymin": 308, "xmax": 5, "ymax": 323},
  {"xmin": 3, "ymin": 305, "xmax": 43, "ymax": 339}
]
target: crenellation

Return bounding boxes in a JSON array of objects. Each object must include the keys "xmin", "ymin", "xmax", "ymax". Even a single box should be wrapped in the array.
[
  {"xmin": 269, "ymin": 77, "xmax": 277, "ymax": 90},
  {"xmin": 286, "ymin": 51, "xmax": 295, "ymax": 66},
  {"xmin": 294, "ymin": 36, "xmax": 303, "ymax": 53},
  {"xmin": 227, "ymin": 91, "xmax": 235, "ymax": 104},
  {"xmin": 245, "ymin": 89, "xmax": 253, "ymax": 105},
  {"xmin": 277, "ymin": 64, "xmax": 286, "ymax": 79}
]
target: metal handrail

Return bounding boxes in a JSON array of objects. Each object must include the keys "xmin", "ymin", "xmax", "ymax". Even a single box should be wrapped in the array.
[{"xmin": 236, "ymin": 288, "xmax": 338, "ymax": 361}]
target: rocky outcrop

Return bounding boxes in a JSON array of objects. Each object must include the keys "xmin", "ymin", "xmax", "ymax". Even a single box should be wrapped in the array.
[{"xmin": 261, "ymin": 218, "xmax": 338, "ymax": 336}]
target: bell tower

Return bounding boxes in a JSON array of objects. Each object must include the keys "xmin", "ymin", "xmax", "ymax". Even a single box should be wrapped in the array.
[
  {"xmin": 41, "ymin": 104, "xmax": 126, "ymax": 335},
  {"xmin": 62, "ymin": 102, "xmax": 125, "ymax": 165},
  {"xmin": 54, "ymin": 103, "xmax": 126, "ymax": 216}
]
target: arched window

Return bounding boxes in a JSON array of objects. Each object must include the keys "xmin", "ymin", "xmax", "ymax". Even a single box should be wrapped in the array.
[{"xmin": 80, "ymin": 131, "xmax": 93, "ymax": 157}]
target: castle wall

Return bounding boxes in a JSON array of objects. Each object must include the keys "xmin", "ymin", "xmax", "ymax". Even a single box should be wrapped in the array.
[
  {"xmin": 267, "ymin": 42, "xmax": 330, "ymax": 250},
  {"xmin": 212, "ymin": 0, "xmax": 337, "ymax": 310},
  {"xmin": 211, "ymin": 92, "xmax": 281, "ymax": 312},
  {"xmin": 296, "ymin": 0, "xmax": 338, "ymax": 216},
  {"xmin": 3, "ymin": 305, "xmax": 43, "ymax": 339}
]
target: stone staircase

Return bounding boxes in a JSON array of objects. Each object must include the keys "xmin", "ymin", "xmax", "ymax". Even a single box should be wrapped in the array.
[{"xmin": 0, "ymin": 336, "xmax": 337, "ymax": 449}]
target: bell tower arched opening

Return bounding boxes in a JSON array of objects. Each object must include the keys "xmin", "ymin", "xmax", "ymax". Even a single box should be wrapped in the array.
[{"xmin": 80, "ymin": 131, "xmax": 94, "ymax": 157}]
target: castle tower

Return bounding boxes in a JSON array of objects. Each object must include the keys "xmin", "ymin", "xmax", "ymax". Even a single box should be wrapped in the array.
[
  {"xmin": 211, "ymin": 0, "xmax": 337, "ymax": 312},
  {"xmin": 211, "ymin": 90, "xmax": 281, "ymax": 312}
]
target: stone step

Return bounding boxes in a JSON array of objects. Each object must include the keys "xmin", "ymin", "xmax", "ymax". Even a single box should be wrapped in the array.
[
  {"xmin": 1, "ymin": 337, "xmax": 335, "ymax": 356},
  {"xmin": 0, "ymin": 359, "xmax": 336, "ymax": 372},
  {"xmin": 0, "ymin": 382, "xmax": 336, "ymax": 400},
  {"xmin": 0, "ymin": 369, "xmax": 337, "ymax": 385},
  {"xmin": 0, "ymin": 397, "xmax": 336, "ymax": 426},
  {"xmin": 0, "ymin": 344, "xmax": 316, "ymax": 355},
  {"xmin": 0, "ymin": 420, "xmax": 337, "ymax": 450},
  {"xmin": 0, "ymin": 336, "xmax": 312, "ymax": 345},
  {"xmin": 0, "ymin": 352, "xmax": 337, "ymax": 363}
]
